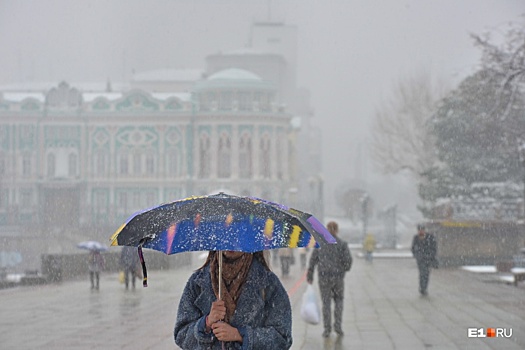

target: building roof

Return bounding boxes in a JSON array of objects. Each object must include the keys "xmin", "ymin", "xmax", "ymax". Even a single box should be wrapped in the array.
[
  {"xmin": 132, "ymin": 69, "xmax": 204, "ymax": 82},
  {"xmin": 196, "ymin": 68, "xmax": 274, "ymax": 91},
  {"xmin": 208, "ymin": 68, "xmax": 262, "ymax": 81}
]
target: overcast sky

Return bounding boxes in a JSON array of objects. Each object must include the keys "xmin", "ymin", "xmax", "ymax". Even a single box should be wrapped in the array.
[{"xmin": 0, "ymin": 0, "xmax": 523, "ymax": 215}]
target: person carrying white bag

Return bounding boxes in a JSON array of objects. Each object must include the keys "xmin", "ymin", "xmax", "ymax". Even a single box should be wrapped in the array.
[
  {"xmin": 300, "ymin": 284, "xmax": 320, "ymax": 325},
  {"xmin": 306, "ymin": 221, "xmax": 352, "ymax": 338}
]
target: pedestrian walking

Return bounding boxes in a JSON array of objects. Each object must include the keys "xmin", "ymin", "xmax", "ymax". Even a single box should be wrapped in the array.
[
  {"xmin": 88, "ymin": 250, "xmax": 105, "ymax": 290},
  {"xmin": 278, "ymin": 248, "xmax": 295, "ymax": 278},
  {"xmin": 174, "ymin": 250, "xmax": 293, "ymax": 349},
  {"xmin": 307, "ymin": 221, "xmax": 352, "ymax": 338},
  {"xmin": 411, "ymin": 224, "xmax": 437, "ymax": 296},
  {"xmin": 120, "ymin": 246, "xmax": 139, "ymax": 290},
  {"xmin": 298, "ymin": 247, "xmax": 309, "ymax": 269},
  {"xmin": 363, "ymin": 233, "xmax": 376, "ymax": 262}
]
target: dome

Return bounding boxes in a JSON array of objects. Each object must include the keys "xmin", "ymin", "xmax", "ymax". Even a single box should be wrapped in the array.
[
  {"xmin": 195, "ymin": 68, "xmax": 274, "ymax": 92},
  {"xmin": 208, "ymin": 68, "xmax": 262, "ymax": 81}
]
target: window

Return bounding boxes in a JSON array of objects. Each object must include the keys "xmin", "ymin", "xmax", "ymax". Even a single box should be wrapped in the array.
[
  {"xmin": 239, "ymin": 134, "xmax": 252, "ymax": 179},
  {"xmin": 22, "ymin": 154, "xmax": 31, "ymax": 177},
  {"xmin": 118, "ymin": 192, "xmax": 128, "ymax": 216},
  {"xmin": 94, "ymin": 151, "xmax": 107, "ymax": 177},
  {"xmin": 68, "ymin": 153, "xmax": 77, "ymax": 177},
  {"xmin": 119, "ymin": 153, "xmax": 129, "ymax": 175},
  {"xmin": 133, "ymin": 152, "xmax": 142, "ymax": 175},
  {"xmin": 167, "ymin": 148, "xmax": 179, "ymax": 177},
  {"xmin": 146, "ymin": 153, "xmax": 155, "ymax": 175},
  {"xmin": 20, "ymin": 190, "xmax": 32, "ymax": 207},
  {"xmin": 220, "ymin": 91, "xmax": 232, "ymax": 110},
  {"xmin": 133, "ymin": 192, "xmax": 141, "ymax": 208},
  {"xmin": 47, "ymin": 153, "xmax": 55, "ymax": 177},
  {"xmin": 259, "ymin": 135, "xmax": 271, "ymax": 179},
  {"xmin": 199, "ymin": 134, "xmax": 211, "ymax": 179},
  {"xmin": 238, "ymin": 92, "xmax": 250, "ymax": 111},
  {"xmin": 217, "ymin": 133, "xmax": 231, "ymax": 178},
  {"xmin": 0, "ymin": 189, "xmax": 7, "ymax": 208},
  {"xmin": 0, "ymin": 154, "xmax": 5, "ymax": 176}
]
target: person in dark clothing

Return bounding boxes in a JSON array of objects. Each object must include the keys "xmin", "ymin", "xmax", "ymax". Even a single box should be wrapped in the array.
[
  {"xmin": 307, "ymin": 221, "xmax": 352, "ymax": 338},
  {"xmin": 411, "ymin": 224, "xmax": 437, "ymax": 296},
  {"xmin": 120, "ymin": 246, "xmax": 139, "ymax": 290},
  {"xmin": 174, "ymin": 251, "xmax": 292, "ymax": 349}
]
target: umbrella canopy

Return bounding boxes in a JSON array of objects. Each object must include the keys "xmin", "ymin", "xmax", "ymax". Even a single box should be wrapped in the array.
[
  {"xmin": 77, "ymin": 240, "xmax": 108, "ymax": 252},
  {"xmin": 110, "ymin": 192, "xmax": 336, "ymax": 286}
]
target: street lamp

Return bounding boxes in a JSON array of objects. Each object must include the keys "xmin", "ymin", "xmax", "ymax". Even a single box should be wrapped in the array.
[
  {"xmin": 360, "ymin": 193, "xmax": 369, "ymax": 242},
  {"xmin": 518, "ymin": 139, "xmax": 525, "ymax": 220}
]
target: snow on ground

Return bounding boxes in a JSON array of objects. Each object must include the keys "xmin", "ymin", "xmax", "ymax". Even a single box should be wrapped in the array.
[{"xmin": 461, "ymin": 265, "xmax": 497, "ymax": 273}]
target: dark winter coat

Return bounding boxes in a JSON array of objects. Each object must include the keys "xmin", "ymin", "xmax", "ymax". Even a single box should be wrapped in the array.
[
  {"xmin": 411, "ymin": 233, "xmax": 437, "ymax": 266},
  {"xmin": 174, "ymin": 258, "xmax": 292, "ymax": 350},
  {"xmin": 306, "ymin": 236, "xmax": 352, "ymax": 282},
  {"xmin": 120, "ymin": 246, "xmax": 139, "ymax": 269}
]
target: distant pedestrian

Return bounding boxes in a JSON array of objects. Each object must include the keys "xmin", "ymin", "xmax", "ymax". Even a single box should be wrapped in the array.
[
  {"xmin": 298, "ymin": 247, "xmax": 309, "ymax": 269},
  {"xmin": 307, "ymin": 221, "xmax": 352, "ymax": 338},
  {"xmin": 278, "ymin": 248, "xmax": 294, "ymax": 278},
  {"xmin": 411, "ymin": 224, "xmax": 437, "ymax": 296},
  {"xmin": 120, "ymin": 246, "xmax": 139, "ymax": 289},
  {"xmin": 363, "ymin": 233, "xmax": 376, "ymax": 262},
  {"xmin": 88, "ymin": 250, "xmax": 105, "ymax": 290}
]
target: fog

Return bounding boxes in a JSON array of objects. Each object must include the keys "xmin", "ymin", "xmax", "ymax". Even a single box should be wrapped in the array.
[{"xmin": 0, "ymin": 0, "xmax": 522, "ymax": 215}]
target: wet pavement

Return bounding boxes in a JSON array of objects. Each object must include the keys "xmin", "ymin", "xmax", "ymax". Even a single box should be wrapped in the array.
[{"xmin": 0, "ymin": 249, "xmax": 524, "ymax": 349}]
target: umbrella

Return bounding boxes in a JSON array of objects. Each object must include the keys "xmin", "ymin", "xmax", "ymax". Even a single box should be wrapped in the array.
[
  {"xmin": 77, "ymin": 240, "xmax": 109, "ymax": 252},
  {"xmin": 110, "ymin": 192, "xmax": 336, "ymax": 288}
]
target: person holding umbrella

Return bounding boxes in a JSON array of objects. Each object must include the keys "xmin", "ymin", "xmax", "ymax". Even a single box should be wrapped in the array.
[{"xmin": 174, "ymin": 250, "xmax": 292, "ymax": 349}]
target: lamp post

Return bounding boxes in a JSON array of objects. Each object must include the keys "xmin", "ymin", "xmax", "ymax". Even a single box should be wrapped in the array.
[
  {"xmin": 518, "ymin": 139, "xmax": 525, "ymax": 220},
  {"xmin": 360, "ymin": 193, "xmax": 369, "ymax": 243}
]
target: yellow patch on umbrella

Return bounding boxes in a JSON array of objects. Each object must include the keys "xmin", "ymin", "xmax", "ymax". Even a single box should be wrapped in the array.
[
  {"xmin": 307, "ymin": 235, "xmax": 316, "ymax": 248},
  {"xmin": 110, "ymin": 224, "xmax": 125, "ymax": 245},
  {"xmin": 225, "ymin": 213, "xmax": 233, "ymax": 227},
  {"xmin": 289, "ymin": 225, "xmax": 301, "ymax": 248},
  {"xmin": 264, "ymin": 218, "xmax": 274, "ymax": 239}
]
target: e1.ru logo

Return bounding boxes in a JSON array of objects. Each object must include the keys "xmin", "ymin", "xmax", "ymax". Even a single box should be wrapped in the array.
[{"xmin": 468, "ymin": 328, "xmax": 512, "ymax": 338}]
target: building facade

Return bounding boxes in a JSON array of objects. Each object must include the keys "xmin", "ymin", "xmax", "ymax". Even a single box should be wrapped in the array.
[{"xmin": 0, "ymin": 21, "xmax": 323, "ymax": 272}]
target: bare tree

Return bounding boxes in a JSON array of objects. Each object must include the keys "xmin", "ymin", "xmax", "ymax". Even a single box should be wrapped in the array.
[
  {"xmin": 470, "ymin": 19, "xmax": 525, "ymax": 133},
  {"xmin": 371, "ymin": 71, "xmax": 447, "ymax": 177}
]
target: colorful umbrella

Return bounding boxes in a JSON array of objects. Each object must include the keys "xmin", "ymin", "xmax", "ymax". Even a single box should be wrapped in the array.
[
  {"xmin": 77, "ymin": 240, "xmax": 109, "ymax": 252},
  {"xmin": 110, "ymin": 192, "xmax": 336, "ymax": 287}
]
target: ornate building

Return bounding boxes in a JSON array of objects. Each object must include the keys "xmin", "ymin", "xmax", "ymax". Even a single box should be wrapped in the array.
[{"xmin": 0, "ymin": 21, "xmax": 323, "ymax": 272}]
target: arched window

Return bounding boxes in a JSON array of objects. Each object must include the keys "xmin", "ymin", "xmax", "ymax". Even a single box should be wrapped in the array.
[
  {"xmin": 167, "ymin": 148, "xmax": 179, "ymax": 177},
  {"xmin": 259, "ymin": 134, "xmax": 271, "ymax": 179},
  {"xmin": 239, "ymin": 133, "xmax": 252, "ymax": 179},
  {"xmin": 276, "ymin": 135, "xmax": 283, "ymax": 180},
  {"xmin": 22, "ymin": 154, "xmax": 31, "ymax": 177},
  {"xmin": 119, "ymin": 152, "xmax": 129, "ymax": 175},
  {"xmin": 94, "ymin": 151, "xmax": 107, "ymax": 177},
  {"xmin": 68, "ymin": 153, "xmax": 77, "ymax": 177},
  {"xmin": 217, "ymin": 133, "xmax": 231, "ymax": 178},
  {"xmin": 47, "ymin": 153, "xmax": 56, "ymax": 178},
  {"xmin": 145, "ymin": 152, "xmax": 155, "ymax": 175},
  {"xmin": 133, "ymin": 152, "xmax": 142, "ymax": 176},
  {"xmin": 199, "ymin": 133, "xmax": 211, "ymax": 178}
]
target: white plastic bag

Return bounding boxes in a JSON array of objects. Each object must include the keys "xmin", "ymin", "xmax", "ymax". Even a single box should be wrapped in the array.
[{"xmin": 300, "ymin": 284, "xmax": 320, "ymax": 325}]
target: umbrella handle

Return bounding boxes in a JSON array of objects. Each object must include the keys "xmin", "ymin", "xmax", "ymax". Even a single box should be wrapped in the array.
[
  {"xmin": 218, "ymin": 250, "xmax": 222, "ymax": 300},
  {"xmin": 138, "ymin": 244, "xmax": 148, "ymax": 287}
]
